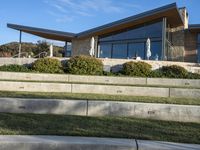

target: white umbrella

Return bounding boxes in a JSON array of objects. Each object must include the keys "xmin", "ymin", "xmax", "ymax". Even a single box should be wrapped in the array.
[
  {"xmin": 146, "ymin": 38, "xmax": 151, "ymax": 60},
  {"xmin": 89, "ymin": 37, "xmax": 95, "ymax": 56},
  {"xmin": 50, "ymin": 43, "xmax": 53, "ymax": 57}
]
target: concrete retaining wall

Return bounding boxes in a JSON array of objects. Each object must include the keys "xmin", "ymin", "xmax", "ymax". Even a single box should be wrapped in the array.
[
  {"xmin": 88, "ymin": 101, "xmax": 200, "ymax": 123},
  {"xmin": 0, "ymin": 98, "xmax": 200, "ymax": 123},
  {"xmin": 0, "ymin": 98, "xmax": 86, "ymax": 116},
  {"xmin": 170, "ymin": 88, "xmax": 200, "ymax": 99},
  {"xmin": 0, "ymin": 72, "xmax": 69, "ymax": 82},
  {"xmin": 0, "ymin": 81, "xmax": 71, "ymax": 93},
  {"xmin": 69, "ymin": 75, "xmax": 146, "ymax": 85},
  {"xmin": 0, "ymin": 80, "xmax": 200, "ymax": 98},
  {"xmin": 72, "ymin": 84, "xmax": 170, "ymax": 97},
  {"xmin": 1, "ymin": 71, "xmax": 200, "ymax": 88},
  {"xmin": 147, "ymin": 78, "xmax": 200, "ymax": 88},
  {"xmin": 0, "ymin": 58, "xmax": 36, "ymax": 66}
]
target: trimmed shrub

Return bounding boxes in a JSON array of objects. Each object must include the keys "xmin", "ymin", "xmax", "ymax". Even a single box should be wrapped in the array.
[
  {"xmin": 0, "ymin": 64, "xmax": 31, "ymax": 72},
  {"xmin": 122, "ymin": 61, "xmax": 152, "ymax": 77},
  {"xmin": 187, "ymin": 72, "xmax": 200, "ymax": 79},
  {"xmin": 32, "ymin": 58, "xmax": 63, "ymax": 73},
  {"xmin": 161, "ymin": 65, "xmax": 188, "ymax": 78},
  {"xmin": 149, "ymin": 70, "xmax": 164, "ymax": 78},
  {"xmin": 66, "ymin": 55, "xmax": 103, "ymax": 75}
]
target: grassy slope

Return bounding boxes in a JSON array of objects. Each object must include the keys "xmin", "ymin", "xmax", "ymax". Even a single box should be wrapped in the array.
[
  {"xmin": 0, "ymin": 113, "xmax": 199, "ymax": 144},
  {"xmin": 0, "ymin": 91, "xmax": 200, "ymax": 105}
]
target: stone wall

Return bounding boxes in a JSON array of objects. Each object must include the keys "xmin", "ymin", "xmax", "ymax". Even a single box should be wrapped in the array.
[
  {"xmin": 72, "ymin": 36, "xmax": 98, "ymax": 56},
  {"xmin": 170, "ymin": 26, "xmax": 185, "ymax": 61},
  {"xmin": 184, "ymin": 30, "xmax": 198, "ymax": 62}
]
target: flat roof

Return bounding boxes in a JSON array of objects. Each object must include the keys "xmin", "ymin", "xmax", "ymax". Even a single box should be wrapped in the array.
[
  {"xmin": 7, "ymin": 24, "xmax": 76, "ymax": 42},
  {"xmin": 77, "ymin": 3, "xmax": 184, "ymax": 38},
  {"xmin": 8, "ymin": 3, "xmax": 184, "ymax": 41}
]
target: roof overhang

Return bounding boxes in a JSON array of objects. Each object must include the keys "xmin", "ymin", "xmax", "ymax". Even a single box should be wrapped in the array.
[
  {"xmin": 77, "ymin": 3, "xmax": 184, "ymax": 38},
  {"xmin": 7, "ymin": 24, "xmax": 76, "ymax": 42},
  {"xmin": 189, "ymin": 24, "xmax": 200, "ymax": 33},
  {"xmin": 7, "ymin": 3, "xmax": 184, "ymax": 41}
]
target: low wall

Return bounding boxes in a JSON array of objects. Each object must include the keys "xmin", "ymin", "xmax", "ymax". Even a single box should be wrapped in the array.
[
  {"xmin": 0, "ymin": 58, "xmax": 36, "ymax": 66},
  {"xmin": 0, "ymin": 81, "xmax": 71, "ymax": 93},
  {"xmin": 1, "ymin": 81, "xmax": 200, "ymax": 99},
  {"xmin": 72, "ymin": 84, "xmax": 169, "ymax": 97},
  {"xmin": 1, "ymin": 71, "xmax": 200, "ymax": 88},
  {"xmin": 88, "ymin": 101, "xmax": 200, "ymax": 123},
  {"xmin": 0, "ymin": 72, "xmax": 69, "ymax": 82},
  {"xmin": 100, "ymin": 58, "xmax": 200, "ymax": 73},
  {"xmin": 0, "ymin": 98, "xmax": 87, "ymax": 116},
  {"xmin": 0, "ymin": 57, "xmax": 199, "ymax": 74},
  {"xmin": 0, "ymin": 98, "xmax": 200, "ymax": 123}
]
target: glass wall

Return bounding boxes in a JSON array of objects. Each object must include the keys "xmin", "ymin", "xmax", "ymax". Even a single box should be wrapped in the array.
[
  {"xmin": 98, "ymin": 20, "xmax": 163, "ymax": 60},
  {"xmin": 198, "ymin": 34, "xmax": 200, "ymax": 63}
]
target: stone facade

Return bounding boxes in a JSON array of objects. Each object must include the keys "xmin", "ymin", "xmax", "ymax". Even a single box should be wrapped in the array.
[
  {"xmin": 170, "ymin": 26, "xmax": 185, "ymax": 61},
  {"xmin": 72, "ymin": 36, "xmax": 98, "ymax": 56},
  {"xmin": 184, "ymin": 30, "xmax": 198, "ymax": 62}
]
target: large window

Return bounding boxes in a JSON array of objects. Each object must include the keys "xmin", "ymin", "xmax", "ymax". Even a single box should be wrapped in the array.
[
  {"xmin": 98, "ymin": 20, "xmax": 163, "ymax": 59},
  {"xmin": 128, "ymin": 43, "xmax": 145, "ymax": 59},
  {"xmin": 99, "ymin": 44, "xmax": 112, "ymax": 58},
  {"xmin": 198, "ymin": 34, "xmax": 200, "ymax": 63},
  {"xmin": 112, "ymin": 44, "xmax": 127, "ymax": 59}
]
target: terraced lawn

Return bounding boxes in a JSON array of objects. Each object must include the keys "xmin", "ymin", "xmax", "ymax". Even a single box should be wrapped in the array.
[
  {"xmin": 0, "ymin": 113, "xmax": 199, "ymax": 144},
  {"xmin": 0, "ymin": 91, "xmax": 200, "ymax": 105}
]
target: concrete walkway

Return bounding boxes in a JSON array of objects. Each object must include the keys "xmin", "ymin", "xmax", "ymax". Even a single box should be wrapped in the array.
[{"xmin": 0, "ymin": 136, "xmax": 200, "ymax": 150}]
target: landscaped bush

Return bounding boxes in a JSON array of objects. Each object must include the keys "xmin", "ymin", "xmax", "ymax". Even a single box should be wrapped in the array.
[
  {"xmin": 122, "ymin": 61, "xmax": 152, "ymax": 77},
  {"xmin": 0, "ymin": 64, "xmax": 31, "ymax": 72},
  {"xmin": 186, "ymin": 72, "xmax": 200, "ymax": 79},
  {"xmin": 161, "ymin": 65, "xmax": 188, "ymax": 78},
  {"xmin": 32, "ymin": 58, "xmax": 63, "ymax": 74},
  {"xmin": 66, "ymin": 55, "xmax": 103, "ymax": 75}
]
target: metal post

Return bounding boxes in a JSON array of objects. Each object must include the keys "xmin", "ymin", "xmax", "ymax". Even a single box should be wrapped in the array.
[
  {"xmin": 162, "ymin": 17, "xmax": 167, "ymax": 60},
  {"xmin": 18, "ymin": 30, "xmax": 22, "ymax": 58}
]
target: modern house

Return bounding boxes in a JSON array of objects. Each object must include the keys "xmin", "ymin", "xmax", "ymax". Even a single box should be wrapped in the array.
[{"xmin": 7, "ymin": 3, "xmax": 200, "ymax": 63}]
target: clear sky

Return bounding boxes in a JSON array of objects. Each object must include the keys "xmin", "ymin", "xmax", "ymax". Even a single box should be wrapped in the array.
[{"xmin": 0, "ymin": 0, "xmax": 200, "ymax": 45}]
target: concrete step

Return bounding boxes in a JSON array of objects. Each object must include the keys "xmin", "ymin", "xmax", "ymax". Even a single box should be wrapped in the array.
[
  {"xmin": 0, "ymin": 98, "xmax": 200, "ymax": 123},
  {"xmin": 0, "ymin": 136, "xmax": 199, "ymax": 150}
]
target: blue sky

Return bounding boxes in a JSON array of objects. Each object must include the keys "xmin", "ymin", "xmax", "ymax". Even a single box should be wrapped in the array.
[{"xmin": 0, "ymin": 0, "xmax": 200, "ymax": 45}]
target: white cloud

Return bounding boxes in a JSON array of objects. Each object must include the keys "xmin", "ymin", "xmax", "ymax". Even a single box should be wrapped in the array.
[{"xmin": 44, "ymin": 0, "xmax": 141, "ymax": 23}]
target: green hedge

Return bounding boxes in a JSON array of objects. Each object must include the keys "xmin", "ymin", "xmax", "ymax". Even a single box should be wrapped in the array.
[
  {"xmin": 0, "ymin": 64, "xmax": 31, "ymax": 72},
  {"xmin": 32, "ymin": 58, "xmax": 63, "ymax": 74},
  {"xmin": 122, "ymin": 61, "xmax": 152, "ymax": 77},
  {"xmin": 66, "ymin": 55, "xmax": 103, "ymax": 75},
  {"xmin": 161, "ymin": 65, "xmax": 188, "ymax": 78}
]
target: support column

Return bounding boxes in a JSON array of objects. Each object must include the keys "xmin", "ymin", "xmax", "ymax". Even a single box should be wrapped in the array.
[
  {"xmin": 64, "ymin": 42, "xmax": 71, "ymax": 57},
  {"xmin": 18, "ymin": 30, "xmax": 22, "ymax": 58},
  {"xmin": 162, "ymin": 17, "xmax": 167, "ymax": 60}
]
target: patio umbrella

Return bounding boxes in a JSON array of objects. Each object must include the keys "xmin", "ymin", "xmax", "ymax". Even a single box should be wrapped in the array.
[
  {"xmin": 89, "ymin": 37, "xmax": 95, "ymax": 56},
  {"xmin": 146, "ymin": 38, "xmax": 151, "ymax": 60},
  {"xmin": 50, "ymin": 43, "xmax": 53, "ymax": 57}
]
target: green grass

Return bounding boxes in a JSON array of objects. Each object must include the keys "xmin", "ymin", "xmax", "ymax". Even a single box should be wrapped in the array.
[
  {"xmin": 0, "ymin": 91, "xmax": 200, "ymax": 105},
  {"xmin": 0, "ymin": 113, "xmax": 199, "ymax": 144}
]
